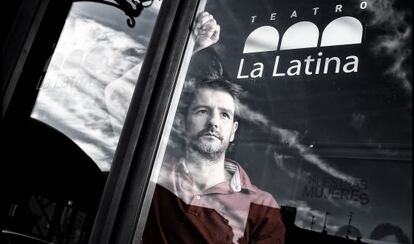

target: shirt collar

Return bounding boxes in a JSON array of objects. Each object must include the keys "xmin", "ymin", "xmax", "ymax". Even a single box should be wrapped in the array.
[{"xmin": 177, "ymin": 159, "xmax": 256, "ymax": 193}]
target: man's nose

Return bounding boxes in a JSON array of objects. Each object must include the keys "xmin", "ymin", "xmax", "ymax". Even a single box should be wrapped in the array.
[{"xmin": 208, "ymin": 111, "xmax": 220, "ymax": 128}]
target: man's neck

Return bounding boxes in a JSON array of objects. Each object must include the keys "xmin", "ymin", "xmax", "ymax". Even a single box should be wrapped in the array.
[{"xmin": 184, "ymin": 150, "xmax": 230, "ymax": 193}]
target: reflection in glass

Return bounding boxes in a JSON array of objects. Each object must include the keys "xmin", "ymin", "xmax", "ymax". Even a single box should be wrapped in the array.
[
  {"xmin": 138, "ymin": 0, "xmax": 412, "ymax": 243},
  {"xmin": 31, "ymin": 2, "xmax": 161, "ymax": 171},
  {"xmin": 139, "ymin": 9, "xmax": 286, "ymax": 244},
  {"xmin": 142, "ymin": 79, "xmax": 286, "ymax": 244}
]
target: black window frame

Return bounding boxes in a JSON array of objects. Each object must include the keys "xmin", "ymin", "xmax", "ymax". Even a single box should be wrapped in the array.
[
  {"xmin": 1, "ymin": 0, "xmax": 72, "ymax": 125},
  {"xmin": 87, "ymin": 0, "xmax": 201, "ymax": 243}
]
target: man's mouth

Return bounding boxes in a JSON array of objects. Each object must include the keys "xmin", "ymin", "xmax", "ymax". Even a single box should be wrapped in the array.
[{"xmin": 200, "ymin": 132, "xmax": 221, "ymax": 140}]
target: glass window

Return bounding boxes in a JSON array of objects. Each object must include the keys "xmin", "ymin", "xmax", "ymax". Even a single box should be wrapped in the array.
[
  {"xmin": 137, "ymin": 0, "xmax": 411, "ymax": 243},
  {"xmin": 30, "ymin": 1, "xmax": 162, "ymax": 171}
]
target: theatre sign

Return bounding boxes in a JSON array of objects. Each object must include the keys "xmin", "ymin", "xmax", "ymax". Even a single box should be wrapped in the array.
[{"xmin": 238, "ymin": 8, "xmax": 366, "ymax": 78}]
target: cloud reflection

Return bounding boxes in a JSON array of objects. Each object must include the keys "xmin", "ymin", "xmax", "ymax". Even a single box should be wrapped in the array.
[
  {"xmin": 238, "ymin": 103, "xmax": 358, "ymax": 184},
  {"xmin": 31, "ymin": 9, "xmax": 148, "ymax": 171},
  {"xmin": 365, "ymin": 0, "xmax": 412, "ymax": 94}
]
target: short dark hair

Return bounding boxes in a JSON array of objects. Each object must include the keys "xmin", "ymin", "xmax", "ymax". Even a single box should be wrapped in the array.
[{"xmin": 178, "ymin": 78, "xmax": 244, "ymax": 121}]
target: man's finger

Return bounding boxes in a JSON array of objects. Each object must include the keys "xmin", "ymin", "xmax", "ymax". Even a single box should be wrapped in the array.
[
  {"xmin": 196, "ymin": 13, "xmax": 214, "ymax": 28},
  {"xmin": 211, "ymin": 24, "xmax": 220, "ymax": 42},
  {"xmin": 196, "ymin": 11, "xmax": 210, "ymax": 22},
  {"xmin": 197, "ymin": 11, "xmax": 210, "ymax": 18},
  {"xmin": 197, "ymin": 22, "xmax": 219, "ymax": 38},
  {"xmin": 200, "ymin": 19, "xmax": 217, "ymax": 30}
]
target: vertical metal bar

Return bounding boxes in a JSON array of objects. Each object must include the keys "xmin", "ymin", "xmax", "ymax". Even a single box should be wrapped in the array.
[
  {"xmin": 1, "ymin": 0, "xmax": 50, "ymax": 119},
  {"xmin": 113, "ymin": 0, "xmax": 201, "ymax": 242},
  {"xmin": 88, "ymin": 0, "xmax": 199, "ymax": 243},
  {"xmin": 131, "ymin": 0, "xmax": 207, "ymax": 242}
]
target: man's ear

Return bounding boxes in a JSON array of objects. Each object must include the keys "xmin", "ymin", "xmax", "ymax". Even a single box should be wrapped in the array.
[{"xmin": 229, "ymin": 121, "xmax": 239, "ymax": 142}]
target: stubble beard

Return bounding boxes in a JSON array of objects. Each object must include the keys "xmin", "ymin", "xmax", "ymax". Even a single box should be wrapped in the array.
[{"xmin": 187, "ymin": 137, "xmax": 229, "ymax": 161}]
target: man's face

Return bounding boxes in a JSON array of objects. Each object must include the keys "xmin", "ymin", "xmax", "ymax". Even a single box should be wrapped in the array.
[{"xmin": 184, "ymin": 88, "xmax": 239, "ymax": 158}]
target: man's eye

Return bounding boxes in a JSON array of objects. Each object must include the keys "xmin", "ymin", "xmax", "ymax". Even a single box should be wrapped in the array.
[
  {"xmin": 197, "ymin": 109, "xmax": 207, "ymax": 114},
  {"xmin": 221, "ymin": 112, "xmax": 231, "ymax": 119}
]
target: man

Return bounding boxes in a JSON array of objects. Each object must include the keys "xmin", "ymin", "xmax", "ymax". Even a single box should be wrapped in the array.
[{"xmin": 142, "ymin": 78, "xmax": 285, "ymax": 243}]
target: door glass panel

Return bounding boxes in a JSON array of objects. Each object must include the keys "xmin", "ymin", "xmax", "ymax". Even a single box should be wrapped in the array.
[
  {"xmin": 137, "ymin": 0, "xmax": 411, "ymax": 243},
  {"xmin": 30, "ymin": 1, "xmax": 161, "ymax": 171}
]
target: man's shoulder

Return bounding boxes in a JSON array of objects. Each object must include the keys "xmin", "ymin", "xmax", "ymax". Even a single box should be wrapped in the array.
[
  {"xmin": 156, "ymin": 157, "xmax": 180, "ymax": 191},
  {"xmin": 248, "ymin": 184, "xmax": 280, "ymax": 209},
  {"xmin": 225, "ymin": 159, "xmax": 280, "ymax": 209}
]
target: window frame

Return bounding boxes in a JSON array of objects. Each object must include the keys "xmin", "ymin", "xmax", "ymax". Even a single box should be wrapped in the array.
[
  {"xmin": 88, "ymin": 0, "xmax": 201, "ymax": 243},
  {"xmin": 1, "ymin": 0, "xmax": 72, "ymax": 126}
]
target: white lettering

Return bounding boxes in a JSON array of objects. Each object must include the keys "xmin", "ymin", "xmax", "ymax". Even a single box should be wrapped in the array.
[
  {"xmin": 343, "ymin": 56, "xmax": 359, "ymax": 73},
  {"xmin": 251, "ymin": 16, "xmax": 257, "ymax": 23},
  {"xmin": 360, "ymin": 1, "xmax": 367, "ymax": 9},
  {"xmin": 270, "ymin": 13, "xmax": 277, "ymax": 21},
  {"xmin": 324, "ymin": 57, "xmax": 341, "ymax": 74},
  {"xmin": 287, "ymin": 60, "xmax": 301, "ymax": 76},
  {"xmin": 237, "ymin": 59, "xmax": 249, "ymax": 79},
  {"xmin": 315, "ymin": 52, "xmax": 323, "ymax": 74},
  {"xmin": 251, "ymin": 63, "xmax": 264, "ymax": 78},
  {"xmin": 335, "ymin": 5, "xmax": 343, "ymax": 13},
  {"xmin": 272, "ymin": 56, "xmax": 286, "ymax": 76},
  {"xmin": 304, "ymin": 56, "xmax": 315, "ymax": 75},
  {"xmin": 239, "ymin": 54, "xmax": 360, "ymax": 80},
  {"xmin": 313, "ymin": 7, "xmax": 320, "ymax": 15},
  {"xmin": 290, "ymin": 10, "xmax": 298, "ymax": 18}
]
